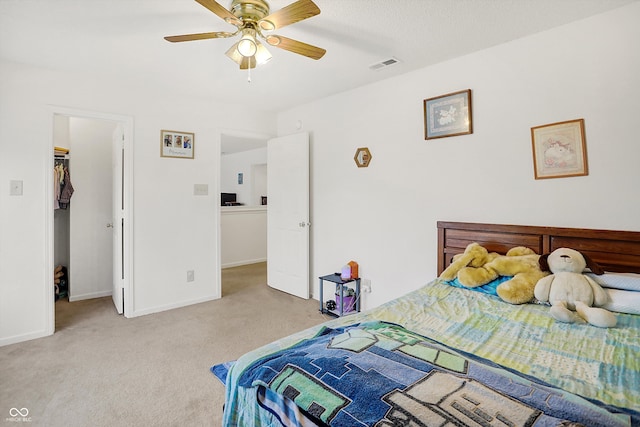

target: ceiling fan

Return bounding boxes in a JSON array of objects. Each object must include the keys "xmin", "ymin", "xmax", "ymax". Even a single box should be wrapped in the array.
[{"xmin": 164, "ymin": 0, "xmax": 326, "ymax": 69}]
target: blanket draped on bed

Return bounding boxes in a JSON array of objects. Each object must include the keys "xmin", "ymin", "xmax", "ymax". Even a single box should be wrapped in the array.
[{"xmin": 238, "ymin": 321, "xmax": 628, "ymax": 427}]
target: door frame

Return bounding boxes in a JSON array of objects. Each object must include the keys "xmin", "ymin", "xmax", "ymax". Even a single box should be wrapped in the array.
[
  {"xmin": 45, "ymin": 106, "xmax": 134, "ymax": 333},
  {"xmin": 217, "ymin": 128, "xmax": 272, "ymax": 296}
]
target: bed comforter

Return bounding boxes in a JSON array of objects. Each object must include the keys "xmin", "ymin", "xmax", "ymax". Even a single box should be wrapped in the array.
[{"xmin": 222, "ymin": 280, "xmax": 640, "ymax": 426}]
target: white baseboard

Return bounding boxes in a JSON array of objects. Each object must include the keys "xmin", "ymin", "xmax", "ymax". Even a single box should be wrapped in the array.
[
  {"xmin": 0, "ymin": 328, "xmax": 51, "ymax": 347},
  {"xmin": 69, "ymin": 290, "xmax": 112, "ymax": 302},
  {"xmin": 221, "ymin": 258, "xmax": 267, "ymax": 269},
  {"xmin": 131, "ymin": 294, "xmax": 220, "ymax": 318}
]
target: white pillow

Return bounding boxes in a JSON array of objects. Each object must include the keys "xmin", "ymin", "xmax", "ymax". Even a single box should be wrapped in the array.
[
  {"xmin": 585, "ymin": 272, "xmax": 640, "ymax": 291},
  {"xmin": 602, "ymin": 288, "xmax": 640, "ymax": 315}
]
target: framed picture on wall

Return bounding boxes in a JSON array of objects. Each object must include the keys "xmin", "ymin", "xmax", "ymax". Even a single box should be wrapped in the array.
[
  {"xmin": 531, "ymin": 119, "xmax": 588, "ymax": 179},
  {"xmin": 423, "ymin": 89, "xmax": 473, "ymax": 140},
  {"xmin": 161, "ymin": 130, "xmax": 194, "ymax": 159}
]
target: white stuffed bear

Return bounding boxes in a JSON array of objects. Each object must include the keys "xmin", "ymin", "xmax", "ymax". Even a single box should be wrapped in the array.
[{"xmin": 534, "ymin": 247, "xmax": 616, "ymax": 328}]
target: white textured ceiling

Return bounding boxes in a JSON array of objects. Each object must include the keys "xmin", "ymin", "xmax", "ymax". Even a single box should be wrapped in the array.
[{"xmin": 0, "ymin": 0, "xmax": 636, "ymax": 113}]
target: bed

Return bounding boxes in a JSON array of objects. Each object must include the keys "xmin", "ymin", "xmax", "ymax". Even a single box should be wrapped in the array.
[{"xmin": 221, "ymin": 221, "xmax": 640, "ymax": 426}]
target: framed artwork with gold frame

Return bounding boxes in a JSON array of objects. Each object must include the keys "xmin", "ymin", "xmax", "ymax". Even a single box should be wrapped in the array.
[
  {"xmin": 423, "ymin": 89, "xmax": 472, "ymax": 140},
  {"xmin": 531, "ymin": 119, "xmax": 587, "ymax": 179}
]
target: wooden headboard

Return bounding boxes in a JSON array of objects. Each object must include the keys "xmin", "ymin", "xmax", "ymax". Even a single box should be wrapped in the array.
[{"xmin": 437, "ymin": 221, "xmax": 640, "ymax": 275}]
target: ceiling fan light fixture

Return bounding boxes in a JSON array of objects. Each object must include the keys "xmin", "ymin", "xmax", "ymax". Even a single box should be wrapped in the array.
[
  {"xmin": 240, "ymin": 56, "xmax": 256, "ymax": 70},
  {"xmin": 237, "ymin": 28, "xmax": 258, "ymax": 57},
  {"xmin": 225, "ymin": 41, "xmax": 244, "ymax": 65},
  {"xmin": 254, "ymin": 41, "xmax": 272, "ymax": 65},
  {"xmin": 225, "ymin": 38, "xmax": 270, "ymax": 68},
  {"xmin": 165, "ymin": 0, "xmax": 325, "ymax": 71}
]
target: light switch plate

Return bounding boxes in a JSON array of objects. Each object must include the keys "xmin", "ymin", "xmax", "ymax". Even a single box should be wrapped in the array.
[
  {"xmin": 194, "ymin": 184, "xmax": 208, "ymax": 196},
  {"xmin": 10, "ymin": 180, "xmax": 23, "ymax": 196}
]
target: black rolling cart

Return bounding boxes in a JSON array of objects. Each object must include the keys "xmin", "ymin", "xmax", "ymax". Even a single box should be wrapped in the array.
[{"xmin": 318, "ymin": 273, "xmax": 361, "ymax": 317}]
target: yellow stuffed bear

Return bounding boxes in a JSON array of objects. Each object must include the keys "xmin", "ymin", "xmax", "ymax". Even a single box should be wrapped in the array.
[
  {"xmin": 440, "ymin": 242, "xmax": 549, "ymax": 304},
  {"xmin": 439, "ymin": 243, "xmax": 500, "ymax": 281}
]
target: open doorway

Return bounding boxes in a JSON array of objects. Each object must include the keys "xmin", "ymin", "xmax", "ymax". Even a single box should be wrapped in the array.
[
  {"xmin": 219, "ymin": 131, "xmax": 269, "ymax": 296},
  {"xmin": 46, "ymin": 107, "xmax": 133, "ymax": 335}
]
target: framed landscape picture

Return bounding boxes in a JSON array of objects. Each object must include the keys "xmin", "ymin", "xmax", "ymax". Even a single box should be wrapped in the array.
[
  {"xmin": 161, "ymin": 130, "xmax": 194, "ymax": 159},
  {"xmin": 423, "ymin": 89, "xmax": 473, "ymax": 140},
  {"xmin": 531, "ymin": 119, "xmax": 587, "ymax": 179}
]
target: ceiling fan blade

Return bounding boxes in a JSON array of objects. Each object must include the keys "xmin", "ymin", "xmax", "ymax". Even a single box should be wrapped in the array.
[
  {"xmin": 258, "ymin": 0, "xmax": 320, "ymax": 31},
  {"xmin": 265, "ymin": 35, "xmax": 325, "ymax": 60},
  {"xmin": 164, "ymin": 31, "xmax": 235, "ymax": 42},
  {"xmin": 195, "ymin": 0, "xmax": 242, "ymax": 26}
]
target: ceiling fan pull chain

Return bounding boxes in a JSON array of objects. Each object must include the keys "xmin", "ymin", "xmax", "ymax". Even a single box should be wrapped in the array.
[{"xmin": 247, "ymin": 65, "xmax": 251, "ymax": 83}]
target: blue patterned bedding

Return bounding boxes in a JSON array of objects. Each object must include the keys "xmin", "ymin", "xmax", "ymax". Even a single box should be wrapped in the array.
[{"xmin": 222, "ymin": 280, "xmax": 640, "ymax": 426}]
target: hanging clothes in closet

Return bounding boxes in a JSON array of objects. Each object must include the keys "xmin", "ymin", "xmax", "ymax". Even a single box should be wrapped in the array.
[{"xmin": 54, "ymin": 160, "xmax": 74, "ymax": 209}]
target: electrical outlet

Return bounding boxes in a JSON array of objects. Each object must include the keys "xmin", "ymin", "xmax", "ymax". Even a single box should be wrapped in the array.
[
  {"xmin": 187, "ymin": 270, "xmax": 195, "ymax": 282},
  {"xmin": 361, "ymin": 279, "xmax": 372, "ymax": 293}
]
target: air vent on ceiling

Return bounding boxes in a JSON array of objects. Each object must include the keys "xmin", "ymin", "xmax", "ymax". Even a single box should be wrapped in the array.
[{"xmin": 369, "ymin": 57, "xmax": 401, "ymax": 71}]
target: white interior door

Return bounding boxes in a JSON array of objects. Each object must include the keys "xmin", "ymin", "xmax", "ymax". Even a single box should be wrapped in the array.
[
  {"xmin": 267, "ymin": 132, "xmax": 310, "ymax": 299},
  {"xmin": 112, "ymin": 125, "xmax": 124, "ymax": 314},
  {"xmin": 68, "ymin": 118, "xmax": 114, "ymax": 302}
]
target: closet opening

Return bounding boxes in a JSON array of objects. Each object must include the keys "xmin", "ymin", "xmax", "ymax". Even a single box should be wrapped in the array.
[
  {"xmin": 53, "ymin": 150, "xmax": 71, "ymax": 302},
  {"xmin": 47, "ymin": 107, "xmax": 133, "ymax": 335}
]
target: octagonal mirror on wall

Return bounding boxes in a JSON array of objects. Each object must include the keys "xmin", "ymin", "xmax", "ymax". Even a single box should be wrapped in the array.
[{"xmin": 354, "ymin": 147, "xmax": 372, "ymax": 168}]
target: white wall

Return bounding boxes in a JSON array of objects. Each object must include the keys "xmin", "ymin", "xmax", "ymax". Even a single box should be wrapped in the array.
[
  {"xmin": 68, "ymin": 117, "xmax": 116, "ymax": 301},
  {"xmin": 0, "ymin": 60, "xmax": 275, "ymax": 345},
  {"xmin": 252, "ymin": 163, "xmax": 268, "ymax": 205},
  {"xmin": 221, "ymin": 207, "xmax": 267, "ymax": 268},
  {"xmin": 277, "ymin": 3, "xmax": 640, "ymax": 310},
  {"xmin": 221, "ymin": 147, "xmax": 267, "ymax": 206}
]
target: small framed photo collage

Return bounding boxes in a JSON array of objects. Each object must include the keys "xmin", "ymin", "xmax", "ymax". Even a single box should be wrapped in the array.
[{"xmin": 161, "ymin": 130, "xmax": 194, "ymax": 159}]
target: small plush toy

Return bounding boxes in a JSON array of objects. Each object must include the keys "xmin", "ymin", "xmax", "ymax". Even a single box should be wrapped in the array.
[
  {"xmin": 440, "ymin": 243, "xmax": 549, "ymax": 305},
  {"xmin": 534, "ymin": 248, "xmax": 616, "ymax": 328},
  {"xmin": 439, "ymin": 243, "xmax": 500, "ymax": 281}
]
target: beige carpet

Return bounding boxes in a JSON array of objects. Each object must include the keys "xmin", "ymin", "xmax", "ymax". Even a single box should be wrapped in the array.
[{"xmin": 0, "ymin": 262, "xmax": 329, "ymax": 426}]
